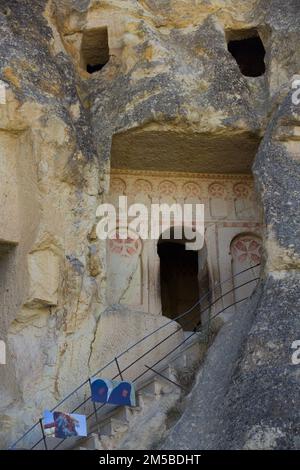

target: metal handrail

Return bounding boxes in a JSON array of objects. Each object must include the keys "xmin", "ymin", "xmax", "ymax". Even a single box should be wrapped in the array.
[
  {"xmin": 51, "ymin": 289, "xmax": 256, "ymax": 451},
  {"xmin": 9, "ymin": 263, "xmax": 261, "ymax": 450}
]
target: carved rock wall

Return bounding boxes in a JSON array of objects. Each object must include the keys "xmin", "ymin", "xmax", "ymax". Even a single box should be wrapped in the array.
[{"xmin": 0, "ymin": 0, "xmax": 299, "ymax": 450}]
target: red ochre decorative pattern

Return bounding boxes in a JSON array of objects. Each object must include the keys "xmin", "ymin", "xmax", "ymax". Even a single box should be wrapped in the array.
[{"xmin": 231, "ymin": 235, "xmax": 262, "ymax": 263}]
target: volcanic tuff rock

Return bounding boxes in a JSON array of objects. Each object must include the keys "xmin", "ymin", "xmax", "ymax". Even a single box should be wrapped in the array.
[{"xmin": 0, "ymin": 0, "xmax": 299, "ymax": 449}]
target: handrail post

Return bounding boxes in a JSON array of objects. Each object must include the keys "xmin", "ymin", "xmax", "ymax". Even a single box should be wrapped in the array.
[
  {"xmin": 88, "ymin": 378, "xmax": 101, "ymax": 438},
  {"xmin": 115, "ymin": 357, "xmax": 124, "ymax": 381},
  {"xmin": 39, "ymin": 418, "xmax": 48, "ymax": 450}
]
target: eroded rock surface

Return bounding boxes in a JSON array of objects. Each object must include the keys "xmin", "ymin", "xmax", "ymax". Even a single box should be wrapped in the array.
[{"xmin": 0, "ymin": 0, "xmax": 299, "ymax": 449}]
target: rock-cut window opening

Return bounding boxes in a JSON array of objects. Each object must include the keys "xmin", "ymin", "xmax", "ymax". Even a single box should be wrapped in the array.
[
  {"xmin": 227, "ymin": 30, "xmax": 266, "ymax": 77},
  {"xmin": 81, "ymin": 27, "xmax": 109, "ymax": 74}
]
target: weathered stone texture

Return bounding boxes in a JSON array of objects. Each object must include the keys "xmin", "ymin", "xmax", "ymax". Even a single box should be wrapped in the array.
[{"xmin": 0, "ymin": 0, "xmax": 299, "ymax": 450}]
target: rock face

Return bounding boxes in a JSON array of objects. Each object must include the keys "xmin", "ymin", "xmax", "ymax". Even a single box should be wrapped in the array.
[
  {"xmin": 163, "ymin": 31, "xmax": 300, "ymax": 449},
  {"xmin": 0, "ymin": 0, "xmax": 299, "ymax": 450},
  {"xmin": 88, "ymin": 304, "xmax": 183, "ymax": 383},
  {"xmin": 163, "ymin": 276, "xmax": 300, "ymax": 450}
]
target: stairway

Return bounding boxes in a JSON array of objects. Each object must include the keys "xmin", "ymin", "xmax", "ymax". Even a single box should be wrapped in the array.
[{"xmin": 71, "ymin": 331, "xmax": 205, "ymax": 450}]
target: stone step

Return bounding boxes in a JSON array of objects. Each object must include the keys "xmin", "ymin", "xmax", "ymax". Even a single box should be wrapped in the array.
[
  {"xmin": 99, "ymin": 434, "xmax": 116, "ymax": 450},
  {"xmin": 100, "ymin": 417, "xmax": 129, "ymax": 436},
  {"xmin": 183, "ymin": 342, "xmax": 202, "ymax": 365},
  {"xmin": 73, "ymin": 334, "xmax": 205, "ymax": 451},
  {"xmin": 94, "ymin": 403, "xmax": 141, "ymax": 425},
  {"xmin": 137, "ymin": 390, "xmax": 158, "ymax": 409},
  {"xmin": 138, "ymin": 364, "xmax": 178, "ymax": 390},
  {"xmin": 152, "ymin": 340, "xmax": 198, "ymax": 372},
  {"xmin": 161, "ymin": 352, "xmax": 187, "ymax": 370},
  {"xmin": 115, "ymin": 404, "xmax": 142, "ymax": 422},
  {"xmin": 139, "ymin": 377, "xmax": 166, "ymax": 396},
  {"xmin": 78, "ymin": 433, "xmax": 104, "ymax": 450},
  {"xmin": 155, "ymin": 364, "xmax": 177, "ymax": 379}
]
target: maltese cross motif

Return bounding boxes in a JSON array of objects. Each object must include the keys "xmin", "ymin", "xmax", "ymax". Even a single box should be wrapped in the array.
[{"xmin": 232, "ymin": 236, "xmax": 262, "ymax": 263}]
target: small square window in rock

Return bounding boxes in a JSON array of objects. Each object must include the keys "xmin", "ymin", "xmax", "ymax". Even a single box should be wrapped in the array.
[
  {"xmin": 81, "ymin": 27, "xmax": 109, "ymax": 74},
  {"xmin": 227, "ymin": 29, "xmax": 266, "ymax": 77}
]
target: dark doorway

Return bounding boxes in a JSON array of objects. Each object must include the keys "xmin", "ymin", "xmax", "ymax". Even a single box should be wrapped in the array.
[
  {"xmin": 81, "ymin": 27, "xmax": 109, "ymax": 74},
  {"xmin": 158, "ymin": 240, "xmax": 201, "ymax": 331},
  {"xmin": 227, "ymin": 31, "xmax": 266, "ymax": 77}
]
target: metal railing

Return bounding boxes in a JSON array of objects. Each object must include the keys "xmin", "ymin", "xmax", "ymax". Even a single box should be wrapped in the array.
[{"xmin": 9, "ymin": 263, "xmax": 261, "ymax": 450}]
